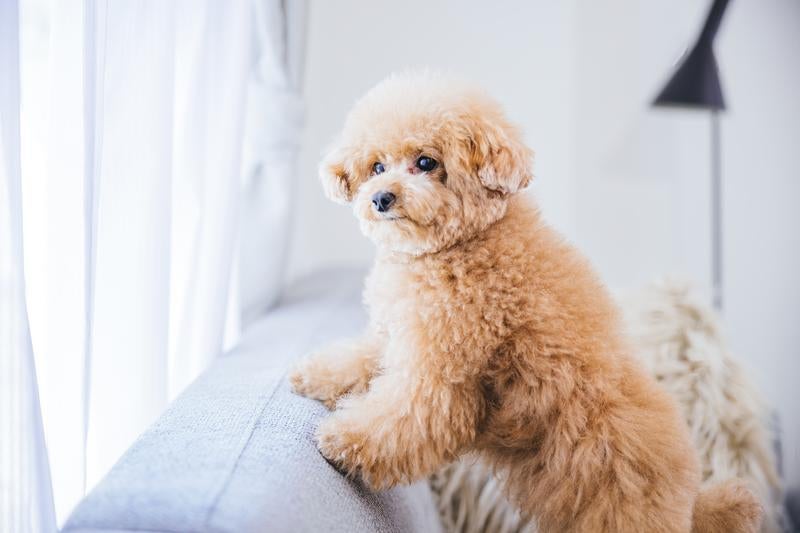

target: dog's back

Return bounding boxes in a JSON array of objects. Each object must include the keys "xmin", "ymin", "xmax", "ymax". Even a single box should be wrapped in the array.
[{"xmin": 424, "ymin": 197, "xmax": 761, "ymax": 533}]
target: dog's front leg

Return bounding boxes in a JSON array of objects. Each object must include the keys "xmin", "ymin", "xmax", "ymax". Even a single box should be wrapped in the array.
[
  {"xmin": 316, "ymin": 342, "xmax": 483, "ymax": 490},
  {"xmin": 290, "ymin": 331, "xmax": 384, "ymax": 409}
]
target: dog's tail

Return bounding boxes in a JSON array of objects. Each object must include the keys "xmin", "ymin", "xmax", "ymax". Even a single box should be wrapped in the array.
[{"xmin": 691, "ymin": 479, "xmax": 763, "ymax": 533}]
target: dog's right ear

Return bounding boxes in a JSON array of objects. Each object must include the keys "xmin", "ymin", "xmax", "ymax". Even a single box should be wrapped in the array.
[{"xmin": 319, "ymin": 144, "xmax": 354, "ymax": 204}]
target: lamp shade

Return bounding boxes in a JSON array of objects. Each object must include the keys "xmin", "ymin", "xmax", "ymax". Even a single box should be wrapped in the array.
[{"xmin": 653, "ymin": 0, "xmax": 729, "ymax": 110}]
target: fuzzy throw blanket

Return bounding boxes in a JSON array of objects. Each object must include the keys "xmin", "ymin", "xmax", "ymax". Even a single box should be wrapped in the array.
[{"xmin": 429, "ymin": 281, "xmax": 784, "ymax": 532}]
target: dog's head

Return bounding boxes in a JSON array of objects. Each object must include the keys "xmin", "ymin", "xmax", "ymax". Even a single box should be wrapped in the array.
[{"xmin": 320, "ymin": 72, "xmax": 533, "ymax": 255}]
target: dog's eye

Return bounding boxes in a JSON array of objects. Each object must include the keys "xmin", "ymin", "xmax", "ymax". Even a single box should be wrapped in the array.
[
  {"xmin": 372, "ymin": 162, "xmax": 385, "ymax": 175},
  {"xmin": 416, "ymin": 156, "xmax": 437, "ymax": 172}
]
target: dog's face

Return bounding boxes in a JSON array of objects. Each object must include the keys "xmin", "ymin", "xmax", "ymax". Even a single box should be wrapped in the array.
[{"xmin": 320, "ymin": 73, "xmax": 533, "ymax": 255}]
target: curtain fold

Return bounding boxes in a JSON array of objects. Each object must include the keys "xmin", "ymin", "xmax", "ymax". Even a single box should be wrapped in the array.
[
  {"xmin": 1, "ymin": 0, "xmax": 57, "ymax": 530},
  {"xmin": 83, "ymin": 0, "xmax": 177, "ymax": 488},
  {"xmin": 168, "ymin": 0, "xmax": 252, "ymax": 397},
  {"xmin": 239, "ymin": 0, "xmax": 307, "ymax": 324}
]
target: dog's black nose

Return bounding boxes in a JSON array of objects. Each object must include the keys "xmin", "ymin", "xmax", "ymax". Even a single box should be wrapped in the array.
[{"xmin": 371, "ymin": 191, "xmax": 396, "ymax": 213}]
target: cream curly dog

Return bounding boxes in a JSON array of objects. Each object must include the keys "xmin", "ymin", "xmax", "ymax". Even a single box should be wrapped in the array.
[{"xmin": 290, "ymin": 72, "xmax": 762, "ymax": 533}]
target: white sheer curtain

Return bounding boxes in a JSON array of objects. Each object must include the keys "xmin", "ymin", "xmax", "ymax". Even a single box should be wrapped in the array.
[
  {"xmin": 1, "ymin": 1, "xmax": 57, "ymax": 530},
  {"xmin": 3, "ymin": 0, "xmax": 306, "ymax": 529}
]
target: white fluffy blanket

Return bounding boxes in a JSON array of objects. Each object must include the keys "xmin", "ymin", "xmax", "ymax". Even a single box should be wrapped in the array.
[{"xmin": 430, "ymin": 281, "xmax": 784, "ymax": 532}]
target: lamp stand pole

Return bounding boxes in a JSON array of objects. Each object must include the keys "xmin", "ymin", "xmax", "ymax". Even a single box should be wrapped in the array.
[{"xmin": 711, "ymin": 110, "xmax": 723, "ymax": 311}]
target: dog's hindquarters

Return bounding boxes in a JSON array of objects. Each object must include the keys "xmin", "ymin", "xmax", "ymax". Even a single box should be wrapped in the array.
[{"xmin": 691, "ymin": 480, "xmax": 762, "ymax": 533}]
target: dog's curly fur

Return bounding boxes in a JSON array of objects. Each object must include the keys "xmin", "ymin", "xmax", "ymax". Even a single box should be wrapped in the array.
[{"xmin": 290, "ymin": 72, "xmax": 762, "ymax": 533}]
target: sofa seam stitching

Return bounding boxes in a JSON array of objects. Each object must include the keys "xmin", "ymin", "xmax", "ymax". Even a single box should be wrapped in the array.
[
  {"xmin": 201, "ymin": 277, "xmax": 360, "ymax": 530},
  {"xmin": 199, "ymin": 368, "xmax": 287, "ymax": 531}
]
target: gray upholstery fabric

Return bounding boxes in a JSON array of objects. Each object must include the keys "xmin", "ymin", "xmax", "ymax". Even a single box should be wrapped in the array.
[{"xmin": 64, "ymin": 269, "xmax": 443, "ymax": 533}]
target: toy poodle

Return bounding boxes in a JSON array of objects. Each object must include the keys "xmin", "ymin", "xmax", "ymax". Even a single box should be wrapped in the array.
[{"xmin": 290, "ymin": 72, "xmax": 762, "ymax": 533}]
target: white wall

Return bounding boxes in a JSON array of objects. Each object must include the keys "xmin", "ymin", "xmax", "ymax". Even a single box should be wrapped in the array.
[
  {"xmin": 290, "ymin": 0, "xmax": 800, "ymax": 487},
  {"xmin": 721, "ymin": 0, "xmax": 800, "ymax": 486}
]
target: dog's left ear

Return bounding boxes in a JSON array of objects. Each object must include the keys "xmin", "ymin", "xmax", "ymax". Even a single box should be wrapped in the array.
[{"xmin": 469, "ymin": 116, "xmax": 533, "ymax": 195}]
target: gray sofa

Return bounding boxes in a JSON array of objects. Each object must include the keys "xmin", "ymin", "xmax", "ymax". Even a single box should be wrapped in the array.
[{"xmin": 64, "ymin": 269, "xmax": 443, "ymax": 533}]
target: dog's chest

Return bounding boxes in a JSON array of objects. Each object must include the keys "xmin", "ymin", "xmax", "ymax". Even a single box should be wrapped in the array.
[
  {"xmin": 364, "ymin": 257, "xmax": 468, "ymax": 338},
  {"xmin": 364, "ymin": 261, "xmax": 424, "ymax": 332}
]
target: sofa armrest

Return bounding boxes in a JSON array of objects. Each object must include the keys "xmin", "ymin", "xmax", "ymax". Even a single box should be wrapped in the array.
[{"xmin": 64, "ymin": 269, "xmax": 442, "ymax": 533}]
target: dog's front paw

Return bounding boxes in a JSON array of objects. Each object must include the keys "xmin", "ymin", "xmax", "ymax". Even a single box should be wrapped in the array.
[
  {"xmin": 288, "ymin": 358, "xmax": 316, "ymax": 395},
  {"xmin": 315, "ymin": 415, "xmax": 402, "ymax": 490},
  {"xmin": 315, "ymin": 416, "xmax": 364, "ymax": 472},
  {"xmin": 289, "ymin": 357, "xmax": 342, "ymax": 409}
]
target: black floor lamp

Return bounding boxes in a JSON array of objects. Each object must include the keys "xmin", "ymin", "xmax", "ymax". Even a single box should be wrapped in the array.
[{"xmin": 652, "ymin": 0, "xmax": 730, "ymax": 311}]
